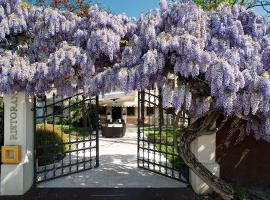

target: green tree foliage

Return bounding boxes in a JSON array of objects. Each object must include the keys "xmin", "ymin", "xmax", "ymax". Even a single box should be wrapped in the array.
[
  {"xmin": 169, "ymin": 0, "xmax": 270, "ymax": 12},
  {"xmin": 194, "ymin": 0, "xmax": 237, "ymax": 10}
]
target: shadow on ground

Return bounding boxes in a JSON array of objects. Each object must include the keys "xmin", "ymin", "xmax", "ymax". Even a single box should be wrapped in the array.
[{"xmin": 38, "ymin": 154, "xmax": 187, "ymax": 188}]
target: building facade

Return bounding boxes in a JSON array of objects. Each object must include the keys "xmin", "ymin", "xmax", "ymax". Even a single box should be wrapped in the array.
[{"xmin": 99, "ymin": 90, "xmax": 163, "ymax": 125}]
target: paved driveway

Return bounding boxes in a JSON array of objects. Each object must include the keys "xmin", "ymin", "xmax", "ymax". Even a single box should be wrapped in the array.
[{"xmin": 38, "ymin": 125, "xmax": 187, "ymax": 188}]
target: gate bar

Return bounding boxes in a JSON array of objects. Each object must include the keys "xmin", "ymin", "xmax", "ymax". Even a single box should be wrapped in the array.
[{"xmin": 96, "ymin": 95, "xmax": 99, "ymax": 167}]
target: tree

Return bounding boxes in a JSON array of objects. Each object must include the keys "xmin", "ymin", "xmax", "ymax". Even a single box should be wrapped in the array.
[
  {"xmin": 170, "ymin": 0, "xmax": 270, "ymax": 12},
  {"xmin": 1, "ymin": 0, "xmax": 270, "ymax": 199},
  {"xmin": 27, "ymin": 0, "xmax": 93, "ymax": 16}
]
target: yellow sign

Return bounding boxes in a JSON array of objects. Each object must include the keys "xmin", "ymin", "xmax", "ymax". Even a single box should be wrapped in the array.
[{"xmin": 1, "ymin": 145, "xmax": 21, "ymax": 164}]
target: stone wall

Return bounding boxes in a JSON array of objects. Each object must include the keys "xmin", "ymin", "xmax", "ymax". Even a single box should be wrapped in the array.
[{"xmin": 216, "ymin": 119, "xmax": 270, "ymax": 187}]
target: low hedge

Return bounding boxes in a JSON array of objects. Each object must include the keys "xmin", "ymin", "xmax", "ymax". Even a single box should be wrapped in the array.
[{"xmin": 36, "ymin": 124, "xmax": 70, "ymax": 166}]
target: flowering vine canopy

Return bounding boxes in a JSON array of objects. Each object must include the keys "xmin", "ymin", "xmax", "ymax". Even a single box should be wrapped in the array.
[{"xmin": 1, "ymin": 0, "xmax": 270, "ymax": 142}]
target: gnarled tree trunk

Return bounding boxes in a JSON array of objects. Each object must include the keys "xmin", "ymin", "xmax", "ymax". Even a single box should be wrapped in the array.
[{"xmin": 176, "ymin": 110, "xmax": 239, "ymax": 200}]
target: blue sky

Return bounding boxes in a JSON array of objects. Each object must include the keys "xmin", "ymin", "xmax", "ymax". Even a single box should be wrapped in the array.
[
  {"xmin": 95, "ymin": 0, "xmax": 269, "ymax": 19},
  {"xmin": 95, "ymin": 0, "xmax": 159, "ymax": 18},
  {"xmin": 253, "ymin": 6, "xmax": 270, "ymax": 19}
]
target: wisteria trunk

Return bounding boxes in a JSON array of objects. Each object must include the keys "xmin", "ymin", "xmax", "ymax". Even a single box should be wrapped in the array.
[{"xmin": 177, "ymin": 110, "xmax": 235, "ymax": 200}]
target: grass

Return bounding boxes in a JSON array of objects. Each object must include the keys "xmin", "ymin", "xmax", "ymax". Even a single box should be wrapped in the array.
[{"xmin": 145, "ymin": 126, "xmax": 186, "ymax": 169}]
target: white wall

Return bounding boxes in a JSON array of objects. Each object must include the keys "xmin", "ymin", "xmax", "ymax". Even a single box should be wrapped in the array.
[{"xmin": 189, "ymin": 133, "xmax": 220, "ymax": 194}]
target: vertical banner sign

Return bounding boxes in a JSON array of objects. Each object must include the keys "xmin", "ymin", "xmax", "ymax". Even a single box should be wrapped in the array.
[{"xmin": 10, "ymin": 94, "xmax": 18, "ymax": 141}]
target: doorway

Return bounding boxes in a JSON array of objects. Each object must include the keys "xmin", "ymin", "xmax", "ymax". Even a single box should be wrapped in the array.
[{"xmin": 112, "ymin": 107, "xmax": 122, "ymax": 122}]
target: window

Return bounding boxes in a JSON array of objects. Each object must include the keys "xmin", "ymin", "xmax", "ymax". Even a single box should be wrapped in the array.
[
  {"xmin": 147, "ymin": 107, "xmax": 154, "ymax": 116},
  {"xmin": 99, "ymin": 106, "xmax": 107, "ymax": 115},
  {"xmin": 127, "ymin": 107, "xmax": 135, "ymax": 116}
]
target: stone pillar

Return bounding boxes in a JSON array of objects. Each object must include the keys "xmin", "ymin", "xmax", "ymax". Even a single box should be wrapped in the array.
[
  {"xmin": 1, "ymin": 93, "xmax": 34, "ymax": 195},
  {"xmin": 189, "ymin": 132, "xmax": 220, "ymax": 194}
]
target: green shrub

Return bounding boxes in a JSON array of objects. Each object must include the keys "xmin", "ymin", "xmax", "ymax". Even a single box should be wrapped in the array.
[
  {"xmin": 46, "ymin": 115, "xmax": 69, "ymax": 125},
  {"xmin": 36, "ymin": 124, "xmax": 69, "ymax": 166},
  {"xmin": 234, "ymin": 188, "xmax": 250, "ymax": 200}
]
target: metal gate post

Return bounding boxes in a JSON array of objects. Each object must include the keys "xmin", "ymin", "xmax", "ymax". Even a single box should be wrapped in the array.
[
  {"xmin": 33, "ymin": 96, "xmax": 37, "ymax": 186},
  {"xmin": 158, "ymin": 88, "xmax": 163, "ymax": 134},
  {"xmin": 95, "ymin": 95, "xmax": 99, "ymax": 167},
  {"xmin": 137, "ymin": 91, "xmax": 140, "ymax": 167},
  {"xmin": 141, "ymin": 91, "xmax": 145, "ymax": 127}
]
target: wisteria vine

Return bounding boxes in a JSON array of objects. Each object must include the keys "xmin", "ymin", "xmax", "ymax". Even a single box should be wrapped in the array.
[{"xmin": 1, "ymin": 0, "xmax": 270, "ymax": 142}]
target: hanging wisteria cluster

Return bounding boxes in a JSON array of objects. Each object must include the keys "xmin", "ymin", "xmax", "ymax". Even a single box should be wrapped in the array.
[{"xmin": 1, "ymin": 0, "xmax": 270, "ymax": 142}]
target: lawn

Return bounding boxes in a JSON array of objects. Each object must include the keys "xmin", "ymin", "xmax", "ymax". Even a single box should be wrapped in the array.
[{"xmin": 145, "ymin": 126, "xmax": 185, "ymax": 169}]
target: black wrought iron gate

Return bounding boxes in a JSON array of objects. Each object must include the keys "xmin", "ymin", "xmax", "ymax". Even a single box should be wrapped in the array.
[
  {"xmin": 34, "ymin": 89, "xmax": 189, "ymax": 184},
  {"xmin": 137, "ymin": 89, "xmax": 190, "ymax": 184},
  {"xmin": 34, "ymin": 93, "xmax": 99, "ymax": 183}
]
